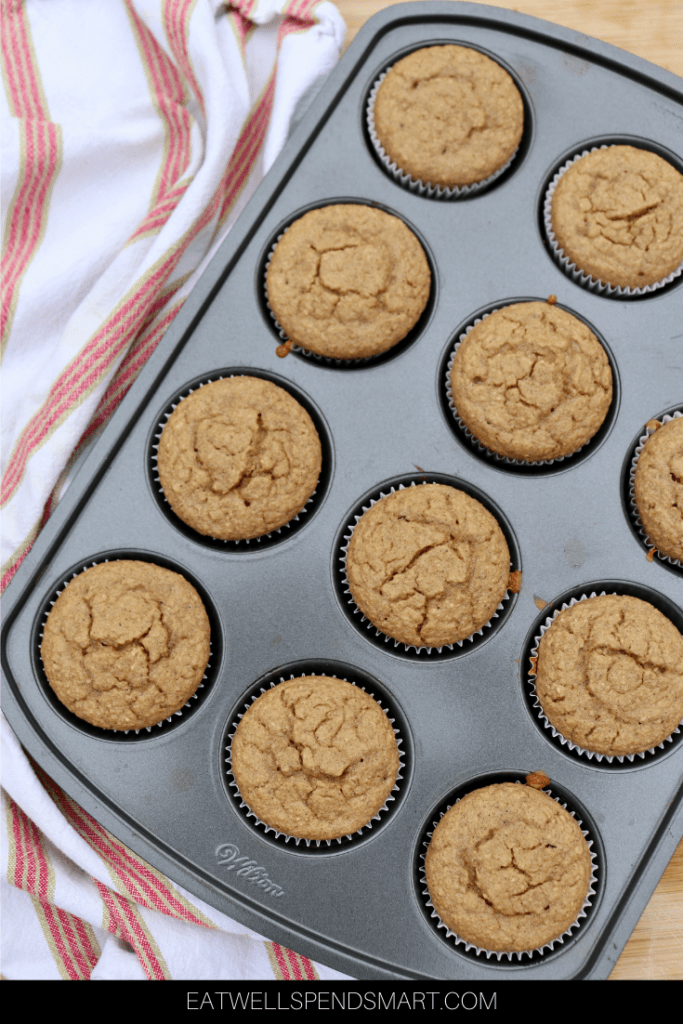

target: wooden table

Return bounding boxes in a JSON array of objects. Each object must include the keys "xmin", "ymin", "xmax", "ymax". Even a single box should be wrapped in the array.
[{"xmin": 331, "ymin": 0, "xmax": 683, "ymax": 981}]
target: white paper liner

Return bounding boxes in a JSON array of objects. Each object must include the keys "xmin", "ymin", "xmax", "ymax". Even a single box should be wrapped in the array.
[
  {"xmin": 628, "ymin": 410, "xmax": 683, "ymax": 570},
  {"xmin": 39, "ymin": 559, "xmax": 213, "ymax": 735},
  {"xmin": 419, "ymin": 781, "xmax": 599, "ymax": 961},
  {"xmin": 263, "ymin": 233, "xmax": 379, "ymax": 366},
  {"xmin": 152, "ymin": 374, "xmax": 318, "ymax": 543},
  {"xmin": 445, "ymin": 306, "xmax": 594, "ymax": 467},
  {"xmin": 339, "ymin": 480, "xmax": 514, "ymax": 654},
  {"xmin": 366, "ymin": 67, "xmax": 519, "ymax": 199},
  {"xmin": 528, "ymin": 590, "xmax": 683, "ymax": 762},
  {"xmin": 543, "ymin": 145, "xmax": 683, "ymax": 297},
  {"xmin": 225, "ymin": 674, "xmax": 405, "ymax": 847}
]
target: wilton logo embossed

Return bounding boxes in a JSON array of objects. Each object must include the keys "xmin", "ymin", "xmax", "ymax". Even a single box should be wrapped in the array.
[{"xmin": 215, "ymin": 843, "xmax": 285, "ymax": 897}]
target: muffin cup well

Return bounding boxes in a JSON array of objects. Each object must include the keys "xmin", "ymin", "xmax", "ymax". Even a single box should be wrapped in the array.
[
  {"xmin": 149, "ymin": 369, "xmax": 331, "ymax": 550},
  {"xmin": 260, "ymin": 201, "xmax": 436, "ymax": 368},
  {"xmin": 223, "ymin": 664, "xmax": 407, "ymax": 852},
  {"xmin": 527, "ymin": 589, "xmax": 683, "ymax": 764},
  {"xmin": 417, "ymin": 776, "xmax": 599, "ymax": 963},
  {"xmin": 365, "ymin": 52, "xmax": 523, "ymax": 200},
  {"xmin": 336, "ymin": 475, "xmax": 520, "ymax": 659},
  {"xmin": 627, "ymin": 409, "xmax": 683, "ymax": 572},
  {"xmin": 35, "ymin": 552, "xmax": 220, "ymax": 740},
  {"xmin": 543, "ymin": 143, "xmax": 683, "ymax": 298},
  {"xmin": 263, "ymin": 234, "xmax": 373, "ymax": 367},
  {"xmin": 443, "ymin": 300, "xmax": 617, "ymax": 470}
]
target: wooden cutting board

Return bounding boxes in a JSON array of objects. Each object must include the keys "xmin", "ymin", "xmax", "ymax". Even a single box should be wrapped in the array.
[{"xmin": 332, "ymin": 0, "xmax": 683, "ymax": 981}]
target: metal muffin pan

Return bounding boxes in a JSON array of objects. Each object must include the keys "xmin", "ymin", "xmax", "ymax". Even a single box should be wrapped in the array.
[{"xmin": 3, "ymin": 2, "xmax": 683, "ymax": 980}]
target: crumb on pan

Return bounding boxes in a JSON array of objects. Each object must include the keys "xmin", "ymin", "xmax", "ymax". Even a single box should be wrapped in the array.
[{"xmin": 525, "ymin": 770, "xmax": 551, "ymax": 789}]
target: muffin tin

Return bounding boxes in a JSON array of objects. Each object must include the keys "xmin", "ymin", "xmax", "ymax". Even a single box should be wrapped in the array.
[{"xmin": 2, "ymin": 2, "xmax": 682, "ymax": 980}]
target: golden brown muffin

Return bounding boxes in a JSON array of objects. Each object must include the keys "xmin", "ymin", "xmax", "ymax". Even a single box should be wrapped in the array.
[
  {"xmin": 41, "ymin": 561, "xmax": 211, "ymax": 731},
  {"xmin": 265, "ymin": 204, "xmax": 430, "ymax": 359},
  {"xmin": 157, "ymin": 376, "xmax": 321, "ymax": 540},
  {"xmin": 373, "ymin": 45, "xmax": 524, "ymax": 188},
  {"xmin": 449, "ymin": 302, "xmax": 612, "ymax": 461},
  {"xmin": 425, "ymin": 783, "xmax": 592, "ymax": 952},
  {"xmin": 550, "ymin": 146, "xmax": 683, "ymax": 289},
  {"xmin": 535, "ymin": 594, "xmax": 683, "ymax": 756},
  {"xmin": 231, "ymin": 676, "xmax": 400, "ymax": 840},
  {"xmin": 346, "ymin": 484, "xmax": 510, "ymax": 648},
  {"xmin": 633, "ymin": 417, "xmax": 683, "ymax": 562}
]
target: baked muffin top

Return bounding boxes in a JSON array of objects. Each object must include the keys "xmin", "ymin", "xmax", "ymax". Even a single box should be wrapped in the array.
[
  {"xmin": 346, "ymin": 483, "xmax": 510, "ymax": 648},
  {"xmin": 634, "ymin": 417, "xmax": 683, "ymax": 562},
  {"xmin": 231, "ymin": 676, "xmax": 400, "ymax": 840},
  {"xmin": 449, "ymin": 301, "xmax": 612, "ymax": 461},
  {"xmin": 41, "ymin": 561, "xmax": 211, "ymax": 731},
  {"xmin": 373, "ymin": 45, "xmax": 524, "ymax": 188},
  {"xmin": 535, "ymin": 594, "xmax": 683, "ymax": 756},
  {"xmin": 265, "ymin": 204, "xmax": 430, "ymax": 359},
  {"xmin": 425, "ymin": 783, "xmax": 592, "ymax": 952},
  {"xmin": 550, "ymin": 145, "xmax": 683, "ymax": 289},
  {"xmin": 157, "ymin": 376, "xmax": 321, "ymax": 541}
]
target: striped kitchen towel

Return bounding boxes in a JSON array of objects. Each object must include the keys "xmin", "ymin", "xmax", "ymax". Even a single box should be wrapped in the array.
[
  {"xmin": 1, "ymin": 0, "xmax": 348, "ymax": 980},
  {"xmin": 1, "ymin": 0, "xmax": 345, "ymax": 586},
  {"xmin": 1, "ymin": 715, "xmax": 349, "ymax": 979}
]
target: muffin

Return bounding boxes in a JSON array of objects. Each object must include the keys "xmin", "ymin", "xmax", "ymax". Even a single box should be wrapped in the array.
[
  {"xmin": 534, "ymin": 594, "xmax": 683, "ymax": 756},
  {"xmin": 633, "ymin": 416, "xmax": 683, "ymax": 562},
  {"xmin": 372, "ymin": 45, "xmax": 524, "ymax": 189},
  {"xmin": 157, "ymin": 376, "xmax": 321, "ymax": 540},
  {"xmin": 425, "ymin": 783, "xmax": 592, "ymax": 952},
  {"xmin": 265, "ymin": 204, "xmax": 430, "ymax": 359},
  {"xmin": 449, "ymin": 301, "xmax": 613, "ymax": 461},
  {"xmin": 550, "ymin": 145, "xmax": 683, "ymax": 289},
  {"xmin": 41, "ymin": 561, "xmax": 211, "ymax": 731},
  {"xmin": 345, "ymin": 484, "xmax": 510, "ymax": 648},
  {"xmin": 230, "ymin": 676, "xmax": 400, "ymax": 840}
]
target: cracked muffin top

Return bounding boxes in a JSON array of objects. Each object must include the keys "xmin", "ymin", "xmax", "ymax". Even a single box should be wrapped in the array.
[
  {"xmin": 372, "ymin": 45, "xmax": 524, "ymax": 188},
  {"xmin": 41, "ymin": 560, "xmax": 211, "ymax": 731},
  {"xmin": 265, "ymin": 204, "xmax": 430, "ymax": 359},
  {"xmin": 449, "ymin": 301, "xmax": 613, "ymax": 462},
  {"xmin": 157, "ymin": 376, "xmax": 321, "ymax": 540},
  {"xmin": 425, "ymin": 783, "xmax": 592, "ymax": 952},
  {"xmin": 550, "ymin": 145, "xmax": 683, "ymax": 289},
  {"xmin": 345, "ymin": 484, "xmax": 510, "ymax": 648},
  {"xmin": 534, "ymin": 594, "xmax": 683, "ymax": 756},
  {"xmin": 633, "ymin": 416, "xmax": 683, "ymax": 562},
  {"xmin": 231, "ymin": 676, "xmax": 400, "ymax": 840}
]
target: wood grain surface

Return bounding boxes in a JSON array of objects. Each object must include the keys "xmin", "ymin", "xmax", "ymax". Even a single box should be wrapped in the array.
[{"xmin": 331, "ymin": 0, "xmax": 683, "ymax": 981}]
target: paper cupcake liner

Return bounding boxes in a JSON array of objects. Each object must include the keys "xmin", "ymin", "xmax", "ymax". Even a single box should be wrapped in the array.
[
  {"xmin": 263, "ymin": 234, "xmax": 377, "ymax": 366},
  {"xmin": 224, "ymin": 673, "xmax": 405, "ymax": 848},
  {"xmin": 543, "ymin": 145, "xmax": 683, "ymax": 297},
  {"xmin": 38, "ymin": 557, "xmax": 214, "ymax": 737},
  {"xmin": 339, "ymin": 480, "xmax": 514, "ymax": 655},
  {"xmin": 419, "ymin": 781, "xmax": 599, "ymax": 961},
  {"xmin": 528, "ymin": 590, "xmax": 683, "ymax": 763},
  {"xmin": 151, "ymin": 374, "xmax": 319, "ymax": 545},
  {"xmin": 628, "ymin": 409, "xmax": 683, "ymax": 571},
  {"xmin": 366, "ymin": 67, "xmax": 519, "ymax": 199},
  {"xmin": 445, "ymin": 306, "xmax": 593, "ymax": 467}
]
